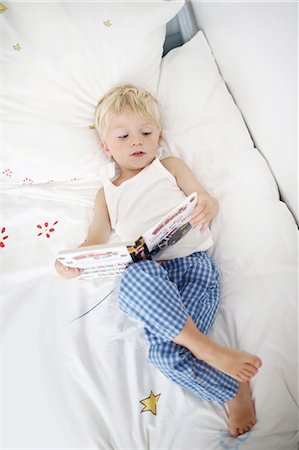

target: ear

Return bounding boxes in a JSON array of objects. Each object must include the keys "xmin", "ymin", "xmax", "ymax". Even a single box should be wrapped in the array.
[
  {"xmin": 100, "ymin": 140, "xmax": 111, "ymax": 158},
  {"xmin": 158, "ymin": 132, "xmax": 163, "ymax": 144}
]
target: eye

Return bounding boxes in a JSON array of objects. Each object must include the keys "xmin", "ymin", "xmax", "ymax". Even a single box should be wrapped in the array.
[
  {"xmin": 118, "ymin": 134, "xmax": 128, "ymax": 139},
  {"xmin": 142, "ymin": 132, "xmax": 152, "ymax": 136}
]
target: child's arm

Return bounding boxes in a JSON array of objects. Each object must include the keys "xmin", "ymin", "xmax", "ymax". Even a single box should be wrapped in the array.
[
  {"xmin": 78, "ymin": 187, "xmax": 112, "ymax": 247},
  {"xmin": 55, "ymin": 187, "xmax": 112, "ymax": 279},
  {"xmin": 161, "ymin": 157, "xmax": 218, "ymax": 232}
]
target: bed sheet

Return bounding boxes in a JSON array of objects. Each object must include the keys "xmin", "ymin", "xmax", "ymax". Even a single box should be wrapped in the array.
[
  {"xmin": 3, "ymin": 19, "xmax": 298, "ymax": 450},
  {"xmin": 3, "ymin": 148, "xmax": 298, "ymax": 449}
]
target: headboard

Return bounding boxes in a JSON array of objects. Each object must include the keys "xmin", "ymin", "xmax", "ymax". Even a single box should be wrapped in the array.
[
  {"xmin": 165, "ymin": 1, "xmax": 298, "ymax": 224},
  {"xmin": 164, "ymin": 1, "xmax": 197, "ymax": 55}
]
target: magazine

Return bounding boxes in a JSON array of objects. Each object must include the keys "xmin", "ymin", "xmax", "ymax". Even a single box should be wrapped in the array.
[{"xmin": 57, "ymin": 192, "xmax": 198, "ymax": 280}]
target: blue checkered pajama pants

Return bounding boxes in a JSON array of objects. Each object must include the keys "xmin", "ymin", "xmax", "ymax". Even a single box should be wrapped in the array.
[{"xmin": 118, "ymin": 251, "xmax": 238, "ymax": 404}]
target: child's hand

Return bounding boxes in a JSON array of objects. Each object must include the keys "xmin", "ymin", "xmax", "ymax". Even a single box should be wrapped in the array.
[
  {"xmin": 189, "ymin": 194, "xmax": 218, "ymax": 232},
  {"xmin": 54, "ymin": 259, "xmax": 83, "ymax": 279}
]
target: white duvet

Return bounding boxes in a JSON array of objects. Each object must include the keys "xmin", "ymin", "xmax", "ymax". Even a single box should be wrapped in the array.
[{"xmin": 3, "ymin": 8, "xmax": 298, "ymax": 450}]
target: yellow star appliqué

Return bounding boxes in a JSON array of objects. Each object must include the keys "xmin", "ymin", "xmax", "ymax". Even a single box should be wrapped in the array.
[
  {"xmin": 140, "ymin": 391, "xmax": 161, "ymax": 415},
  {"xmin": 103, "ymin": 20, "xmax": 112, "ymax": 27},
  {"xmin": 13, "ymin": 43, "xmax": 21, "ymax": 51},
  {"xmin": 0, "ymin": 3, "xmax": 7, "ymax": 13}
]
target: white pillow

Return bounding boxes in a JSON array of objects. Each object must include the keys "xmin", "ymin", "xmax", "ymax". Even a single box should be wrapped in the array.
[
  {"xmin": 157, "ymin": 31, "xmax": 255, "ymax": 194},
  {"xmin": 157, "ymin": 30, "xmax": 293, "ymax": 274},
  {"xmin": 2, "ymin": 0, "xmax": 184, "ymax": 184}
]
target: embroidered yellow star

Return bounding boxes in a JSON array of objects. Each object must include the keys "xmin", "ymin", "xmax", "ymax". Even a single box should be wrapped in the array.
[
  {"xmin": 13, "ymin": 43, "xmax": 21, "ymax": 51},
  {"xmin": 0, "ymin": 3, "xmax": 7, "ymax": 13},
  {"xmin": 103, "ymin": 20, "xmax": 112, "ymax": 27},
  {"xmin": 140, "ymin": 391, "xmax": 161, "ymax": 415},
  {"xmin": 89, "ymin": 124, "xmax": 95, "ymax": 130}
]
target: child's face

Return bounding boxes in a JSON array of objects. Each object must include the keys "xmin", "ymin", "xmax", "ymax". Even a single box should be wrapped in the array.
[{"xmin": 100, "ymin": 109, "xmax": 162, "ymax": 171}]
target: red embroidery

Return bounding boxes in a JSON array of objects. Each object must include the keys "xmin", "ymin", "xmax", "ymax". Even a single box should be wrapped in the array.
[
  {"xmin": 23, "ymin": 177, "xmax": 34, "ymax": 185},
  {"xmin": 37, "ymin": 220, "xmax": 59, "ymax": 238},
  {"xmin": 0, "ymin": 227, "xmax": 9, "ymax": 248},
  {"xmin": 2, "ymin": 169, "xmax": 12, "ymax": 177}
]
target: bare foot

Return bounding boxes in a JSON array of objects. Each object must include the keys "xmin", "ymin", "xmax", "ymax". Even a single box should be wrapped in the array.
[
  {"xmin": 198, "ymin": 342, "xmax": 262, "ymax": 383},
  {"xmin": 227, "ymin": 382, "xmax": 256, "ymax": 437},
  {"xmin": 173, "ymin": 316, "xmax": 262, "ymax": 382}
]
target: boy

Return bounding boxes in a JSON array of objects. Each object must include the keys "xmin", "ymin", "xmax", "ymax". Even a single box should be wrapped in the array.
[{"xmin": 55, "ymin": 84, "xmax": 262, "ymax": 437}]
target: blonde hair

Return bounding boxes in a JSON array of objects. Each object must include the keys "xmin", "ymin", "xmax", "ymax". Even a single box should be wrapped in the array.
[{"xmin": 94, "ymin": 84, "xmax": 163, "ymax": 139}]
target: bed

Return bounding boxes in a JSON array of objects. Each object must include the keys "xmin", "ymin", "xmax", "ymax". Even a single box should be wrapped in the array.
[{"xmin": 2, "ymin": 1, "xmax": 298, "ymax": 449}]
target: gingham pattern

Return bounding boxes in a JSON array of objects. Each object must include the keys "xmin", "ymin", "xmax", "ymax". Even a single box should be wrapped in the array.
[{"xmin": 118, "ymin": 252, "xmax": 239, "ymax": 403}]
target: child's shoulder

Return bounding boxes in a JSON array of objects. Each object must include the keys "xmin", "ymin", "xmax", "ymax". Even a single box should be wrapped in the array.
[{"xmin": 159, "ymin": 156, "xmax": 183, "ymax": 178}]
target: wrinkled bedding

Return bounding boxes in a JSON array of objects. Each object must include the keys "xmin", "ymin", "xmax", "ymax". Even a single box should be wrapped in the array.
[{"xmin": 2, "ymin": 4, "xmax": 298, "ymax": 448}]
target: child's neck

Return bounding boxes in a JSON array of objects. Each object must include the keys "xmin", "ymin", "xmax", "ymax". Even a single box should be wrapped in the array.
[
  {"xmin": 112, "ymin": 157, "xmax": 156, "ymax": 186},
  {"xmin": 112, "ymin": 167, "xmax": 143, "ymax": 186}
]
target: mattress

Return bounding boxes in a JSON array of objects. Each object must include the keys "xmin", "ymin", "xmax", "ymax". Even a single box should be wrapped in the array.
[{"xmin": 2, "ymin": 2, "xmax": 298, "ymax": 449}]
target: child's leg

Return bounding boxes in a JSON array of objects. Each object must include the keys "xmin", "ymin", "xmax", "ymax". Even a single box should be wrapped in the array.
[
  {"xmin": 119, "ymin": 255, "xmax": 237, "ymax": 403},
  {"xmin": 172, "ymin": 316, "xmax": 261, "ymax": 382},
  {"xmin": 118, "ymin": 253, "xmax": 258, "ymax": 436},
  {"xmin": 163, "ymin": 254, "xmax": 258, "ymax": 436},
  {"xmin": 165, "ymin": 253, "xmax": 261, "ymax": 381},
  {"xmin": 119, "ymin": 253, "xmax": 261, "ymax": 382},
  {"xmin": 148, "ymin": 340, "xmax": 239, "ymax": 402},
  {"xmin": 227, "ymin": 382, "xmax": 257, "ymax": 437},
  {"xmin": 147, "ymin": 253, "xmax": 238, "ymax": 402},
  {"xmin": 118, "ymin": 259, "xmax": 189, "ymax": 343}
]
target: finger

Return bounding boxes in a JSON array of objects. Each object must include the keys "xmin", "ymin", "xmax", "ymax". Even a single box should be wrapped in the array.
[
  {"xmin": 190, "ymin": 212, "xmax": 210, "ymax": 227},
  {"xmin": 191, "ymin": 206, "xmax": 210, "ymax": 219},
  {"xmin": 55, "ymin": 259, "xmax": 63, "ymax": 269},
  {"xmin": 66, "ymin": 268, "xmax": 82, "ymax": 279},
  {"xmin": 190, "ymin": 213, "xmax": 207, "ymax": 222},
  {"xmin": 190, "ymin": 204, "xmax": 207, "ymax": 219},
  {"xmin": 199, "ymin": 222, "xmax": 209, "ymax": 232},
  {"xmin": 196, "ymin": 213, "xmax": 210, "ymax": 225},
  {"xmin": 199, "ymin": 218, "xmax": 211, "ymax": 231}
]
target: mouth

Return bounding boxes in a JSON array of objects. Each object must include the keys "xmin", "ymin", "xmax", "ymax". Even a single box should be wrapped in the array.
[{"xmin": 131, "ymin": 151, "xmax": 146, "ymax": 157}]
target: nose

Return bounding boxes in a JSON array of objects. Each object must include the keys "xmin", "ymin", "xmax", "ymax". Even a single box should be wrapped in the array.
[{"xmin": 130, "ymin": 135, "xmax": 143, "ymax": 146}]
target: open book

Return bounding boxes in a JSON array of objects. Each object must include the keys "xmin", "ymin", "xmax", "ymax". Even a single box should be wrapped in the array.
[{"xmin": 57, "ymin": 192, "xmax": 198, "ymax": 280}]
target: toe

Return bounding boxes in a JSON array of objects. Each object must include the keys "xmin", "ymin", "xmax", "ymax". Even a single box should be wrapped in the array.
[
  {"xmin": 245, "ymin": 364, "xmax": 258, "ymax": 376},
  {"xmin": 242, "ymin": 367, "xmax": 257, "ymax": 379},
  {"xmin": 236, "ymin": 374, "xmax": 247, "ymax": 383},
  {"xmin": 238, "ymin": 372, "xmax": 250, "ymax": 382},
  {"xmin": 253, "ymin": 356, "xmax": 262, "ymax": 368}
]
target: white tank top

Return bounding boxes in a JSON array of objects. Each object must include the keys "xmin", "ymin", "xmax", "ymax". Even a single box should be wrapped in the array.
[{"xmin": 100, "ymin": 148, "xmax": 213, "ymax": 261}]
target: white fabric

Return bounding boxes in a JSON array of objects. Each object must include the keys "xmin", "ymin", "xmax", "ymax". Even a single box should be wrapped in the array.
[
  {"xmin": 157, "ymin": 31, "xmax": 257, "ymax": 196},
  {"xmin": 3, "ymin": 22, "xmax": 298, "ymax": 450},
  {"xmin": 2, "ymin": 0, "xmax": 184, "ymax": 183},
  {"xmin": 101, "ymin": 147, "xmax": 213, "ymax": 260}
]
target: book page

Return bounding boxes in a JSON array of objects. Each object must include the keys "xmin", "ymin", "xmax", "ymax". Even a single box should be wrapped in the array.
[
  {"xmin": 58, "ymin": 245, "xmax": 133, "ymax": 278},
  {"xmin": 142, "ymin": 192, "xmax": 197, "ymax": 252},
  {"xmin": 57, "ymin": 193, "xmax": 198, "ymax": 280}
]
